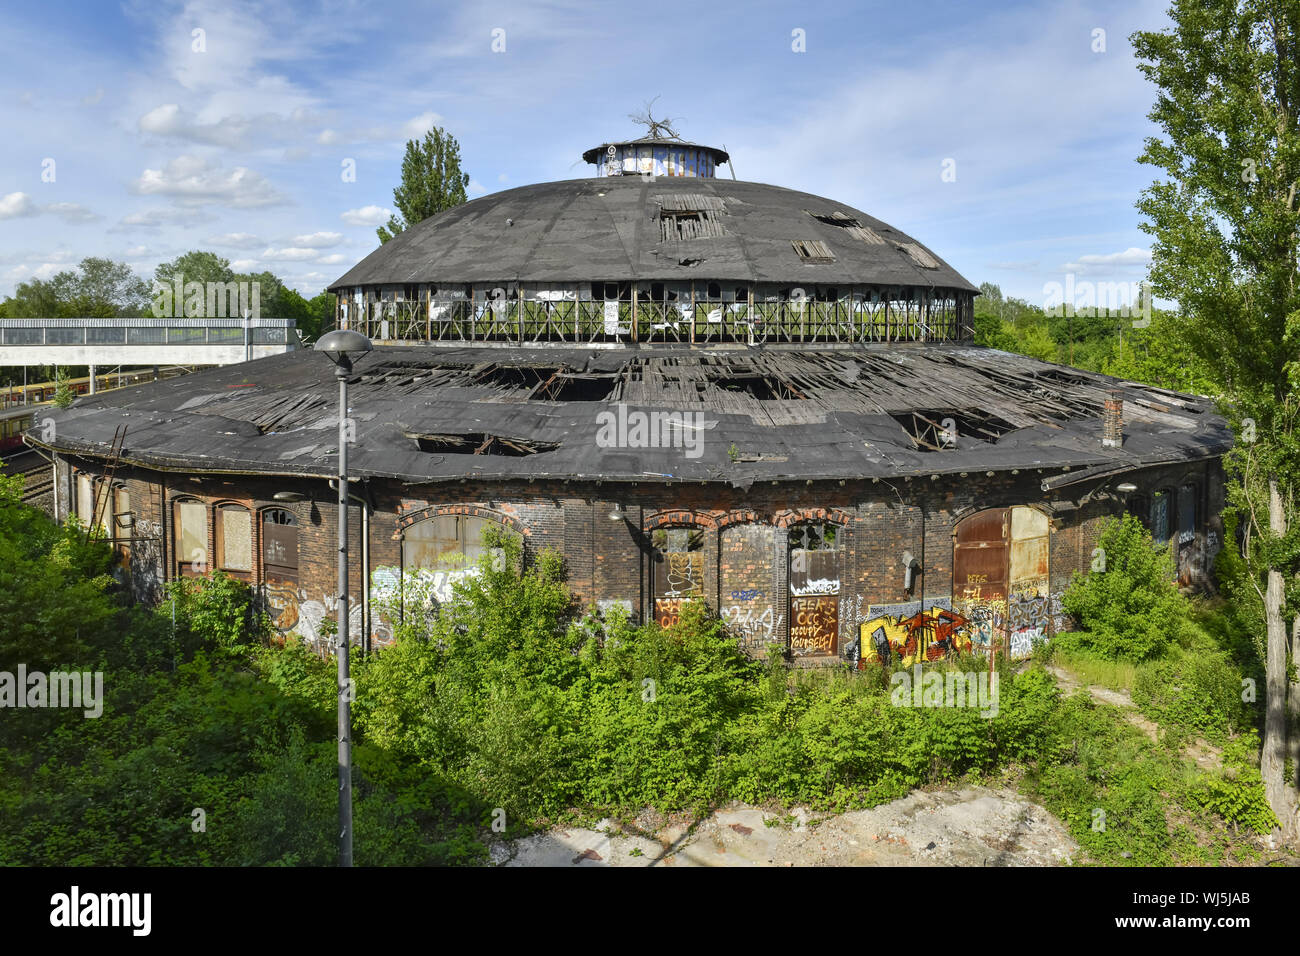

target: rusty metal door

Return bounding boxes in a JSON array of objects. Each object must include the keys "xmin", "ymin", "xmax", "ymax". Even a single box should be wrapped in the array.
[
  {"xmin": 953, "ymin": 508, "xmax": 1009, "ymax": 653},
  {"xmin": 954, "ymin": 506, "xmax": 1051, "ymax": 658}
]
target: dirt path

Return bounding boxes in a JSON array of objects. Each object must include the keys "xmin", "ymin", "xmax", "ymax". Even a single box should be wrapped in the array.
[
  {"xmin": 494, "ymin": 787, "xmax": 1078, "ymax": 867},
  {"xmin": 1046, "ymin": 664, "xmax": 1222, "ymax": 770}
]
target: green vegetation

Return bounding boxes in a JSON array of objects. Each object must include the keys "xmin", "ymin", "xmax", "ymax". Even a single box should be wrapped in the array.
[
  {"xmin": 973, "ymin": 282, "xmax": 1215, "ymax": 395},
  {"xmin": 376, "ymin": 126, "xmax": 470, "ymax": 244},
  {"xmin": 0, "ymin": 472, "xmax": 1277, "ymax": 865},
  {"xmin": 1130, "ymin": 0, "xmax": 1300, "ymax": 838},
  {"xmin": 1058, "ymin": 513, "xmax": 1196, "ymax": 661}
]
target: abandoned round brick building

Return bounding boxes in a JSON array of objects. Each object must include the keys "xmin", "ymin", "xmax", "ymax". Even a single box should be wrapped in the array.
[{"xmin": 30, "ymin": 133, "xmax": 1233, "ymax": 665}]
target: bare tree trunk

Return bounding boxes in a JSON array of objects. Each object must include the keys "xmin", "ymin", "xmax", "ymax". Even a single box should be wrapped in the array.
[
  {"xmin": 1291, "ymin": 610, "xmax": 1300, "ymax": 791},
  {"xmin": 1263, "ymin": 478, "xmax": 1299, "ymax": 841}
]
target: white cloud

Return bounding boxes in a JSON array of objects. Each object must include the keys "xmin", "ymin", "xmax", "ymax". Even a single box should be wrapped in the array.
[
  {"xmin": 290, "ymin": 231, "xmax": 343, "ymax": 248},
  {"xmin": 1061, "ymin": 248, "xmax": 1152, "ymax": 274},
  {"xmin": 125, "ymin": 245, "xmax": 150, "ymax": 256},
  {"xmin": 205, "ymin": 232, "xmax": 264, "ymax": 249},
  {"xmin": 317, "ymin": 129, "xmax": 340, "ymax": 145},
  {"xmin": 113, "ymin": 207, "xmax": 213, "ymax": 230},
  {"xmin": 45, "ymin": 202, "xmax": 100, "ymax": 223},
  {"xmin": 317, "ymin": 253, "xmax": 346, "ymax": 265},
  {"xmin": 229, "ymin": 258, "xmax": 259, "ymax": 271},
  {"xmin": 467, "ymin": 179, "xmax": 487, "ymax": 197},
  {"xmin": 131, "ymin": 155, "xmax": 287, "ymax": 208},
  {"xmin": 340, "ymin": 205, "xmax": 391, "ymax": 226},
  {"xmin": 0, "ymin": 194, "xmax": 97, "ymax": 223},
  {"xmin": 402, "ymin": 111, "xmax": 442, "ymax": 139},
  {"xmin": 0, "ymin": 192, "xmax": 38, "ymax": 219},
  {"xmin": 260, "ymin": 246, "xmax": 322, "ymax": 261},
  {"xmin": 82, "ymin": 87, "xmax": 105, "ymax": 106}
]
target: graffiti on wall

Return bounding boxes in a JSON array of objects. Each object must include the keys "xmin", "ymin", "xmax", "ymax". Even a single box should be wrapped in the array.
[
  {"xmin": 790, "ymin": 594, "xmax": 838, "ymax": 656},
  {"xmin": 723, "ymin": 604, "xmax": 783, "ymax": 650},
  {"xmin": 262, "ymin": 582, "xmax": 364, "ymax": 650},
  {"xmin": 130, "ymin": 518, "xmax": 164, "ymax": 605},
  {"xmin": 860, "ymin": 605, "xmax": 973, "ymax": 667}
]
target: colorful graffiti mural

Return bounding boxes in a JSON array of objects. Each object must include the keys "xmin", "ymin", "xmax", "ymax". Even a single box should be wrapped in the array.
[{"xmin": 860, "ymin": 605, "xmax": 975, "ymax": 667}]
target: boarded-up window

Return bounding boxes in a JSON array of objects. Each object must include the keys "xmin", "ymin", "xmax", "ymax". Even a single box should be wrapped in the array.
[
  {"xmin": 788, "ymin": 522, "xmax": 843, "ymax": 657},
  {"xmin": 652, "ymin": 527, "xmax": 704, "ymax": 628},
  {"xmin": 174, "ymin": 500, "xmax": 207, "ymax": 574},
  {"xmin": 217, "ymin": 505, "xmax": 253, "ymax": 572}
]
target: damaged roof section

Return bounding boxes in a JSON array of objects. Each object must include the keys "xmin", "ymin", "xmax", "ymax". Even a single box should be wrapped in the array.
[{"xmin": 35, "ymin": 343, "xmax": 1233, "ymax": 486}]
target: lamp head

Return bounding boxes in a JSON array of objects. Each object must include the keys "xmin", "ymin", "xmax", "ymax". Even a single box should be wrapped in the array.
[{"xmin": 314, "ymin": 329, "xmax": 373, "ymax": 368}]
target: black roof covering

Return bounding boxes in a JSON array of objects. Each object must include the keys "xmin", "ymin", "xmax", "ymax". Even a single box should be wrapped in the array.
[
  {"xmin": 327, "ymin": 177, "xmax": 979, "ymax": 292},
  {"xmin": 34, "ymin": 344, "xmax": 1231, "ymax": 489}
]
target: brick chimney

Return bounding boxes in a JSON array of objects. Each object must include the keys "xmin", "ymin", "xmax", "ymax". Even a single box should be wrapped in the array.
[{"xmin": 1102, "ymin": 389, "xmax": 1123, "ymax": 448}]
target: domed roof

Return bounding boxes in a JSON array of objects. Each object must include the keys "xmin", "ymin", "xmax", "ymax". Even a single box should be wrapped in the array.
[{"xmin": 328, "ymin": 176, "xmax": 977, "ymax": 292}]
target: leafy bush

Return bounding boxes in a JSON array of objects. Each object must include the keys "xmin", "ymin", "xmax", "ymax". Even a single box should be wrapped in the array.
[
  {"xmin": 1190, "ymin": 732, "xmax": 1278, "ymax": 834},
  {"xmin": 1132, "ymin": 643, "xmax": 1249, "ymax": 744},
  {"xmin": 1061, "ymin": 514, "xmax": 1194, "ymax": 660}
]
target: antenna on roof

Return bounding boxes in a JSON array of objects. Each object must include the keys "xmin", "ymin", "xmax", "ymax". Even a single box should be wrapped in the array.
[{"xmin": 628, "ymin": 96, "xmax": 681, "ymax": 140}]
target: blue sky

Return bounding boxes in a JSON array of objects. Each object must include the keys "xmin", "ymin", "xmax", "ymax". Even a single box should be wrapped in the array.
[{"xmin": 0, "ymin": 0, "xmax": 1174, "ymax": 305}]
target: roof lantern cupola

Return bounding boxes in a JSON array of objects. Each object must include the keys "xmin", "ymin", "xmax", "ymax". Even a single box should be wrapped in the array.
[{"xmin": 582, "ymin": 100, "xmax": 729, "ymax": 178}]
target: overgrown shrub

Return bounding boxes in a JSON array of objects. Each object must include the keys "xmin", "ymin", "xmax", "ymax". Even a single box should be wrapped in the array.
[{"xmin": 1060, "ymin": 514, "xmax": 1194, "ymax": 660}]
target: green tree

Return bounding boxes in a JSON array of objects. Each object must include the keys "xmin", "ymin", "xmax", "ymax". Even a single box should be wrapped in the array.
[
  {"xmin": 377, "ymin": 127, "xmax": 470, "ymax": 244},
  {"xmin": 3, "ymin": 258, "xmax": 148, "ymax": 318},
  {"xmin": 1133, "ymin": 0, "xmax": 1300, "ymax": 840}
]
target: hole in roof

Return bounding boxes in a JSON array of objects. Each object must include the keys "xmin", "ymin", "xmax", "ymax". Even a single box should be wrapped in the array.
[
  {"xmin": 717, "ymin": 375, "xmax": 807, "ymax": 401},
  {"xmin": 809, "ymin": 211, "xmax": 886, "ymax": 244},
  {"xmin": 532, "ymin": 375, "xmax": 616, "ymax": 402},
  {"xmin": 792, "ymin": 239, "xmax": 835, "ymax": 263},
  {"xmin": 890, "ymin": 409, "xmax": 1018, "ymax": 451},
  {"xmin": 408, "ymin": 432, "xmax": 560, "ymax": 457},
  {"xmin": 473, "ymin": 365, "xmax": 559, "ymax": 389}
]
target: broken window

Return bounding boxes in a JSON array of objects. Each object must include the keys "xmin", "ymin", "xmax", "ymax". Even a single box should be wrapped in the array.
[
  {"xmin": 652, "ymin": 528, "xmax": 705, "ymax": 627},
  {"xmin": 262, "ymin": 509, "xmax": 299, "ymax": 588},
  {"xmin": 791, "ymin": 239, "xmax": 835, "ymax": 263},
  {"xmin": 404, "ymin": 515, "xmax": 498, "ymax": 571},
  {"xmin": 1151, "ymin": 489, "xmax": 1171, "ymax": 545},
  {"xmin": 1178, "ymin": 484, "xmax": 1197, "ymax": 544}
]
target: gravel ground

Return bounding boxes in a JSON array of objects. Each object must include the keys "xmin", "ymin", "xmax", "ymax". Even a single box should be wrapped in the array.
[{"xmin": 493, "ymin": 786, "xmax": 1078, "ymax": 867}]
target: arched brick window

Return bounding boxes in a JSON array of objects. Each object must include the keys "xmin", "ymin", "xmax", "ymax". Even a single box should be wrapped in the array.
[{"xmin": 650, "ymin": 526, "xmax": 705, "ymax": 628}]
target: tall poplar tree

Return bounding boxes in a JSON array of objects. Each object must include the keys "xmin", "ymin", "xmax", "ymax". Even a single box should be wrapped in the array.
[
  {"xmin": 377, "ymin": 127, "xmax": 470, "ymax": 244},
  {"xmin": 1133, "ymin": 0, "xmax": 1300, "ymax": 841}
]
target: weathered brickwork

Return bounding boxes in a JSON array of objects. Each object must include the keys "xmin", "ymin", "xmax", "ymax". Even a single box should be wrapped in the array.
[{"xmin": 48, "ymin": 452, "xmax": 1225, "ymax": 663}]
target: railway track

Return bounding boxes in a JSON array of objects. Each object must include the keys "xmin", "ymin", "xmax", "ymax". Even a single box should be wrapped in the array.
[{"xmin": 1, "ymin": 450, "xmax": 53, "ymax": 502}]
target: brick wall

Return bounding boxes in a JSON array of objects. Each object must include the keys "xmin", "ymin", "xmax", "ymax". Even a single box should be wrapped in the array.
[{"xmin": 54, "ymin": 454, "xmax": 1225, "ymax": 662}]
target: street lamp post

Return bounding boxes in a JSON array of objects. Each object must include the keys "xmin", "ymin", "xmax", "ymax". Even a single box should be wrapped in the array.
[{"xmin": 313, "ymin": 329, "xmax": 373, "ymax": 868}]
